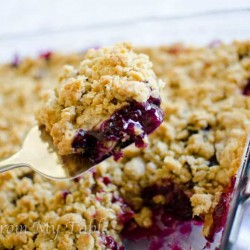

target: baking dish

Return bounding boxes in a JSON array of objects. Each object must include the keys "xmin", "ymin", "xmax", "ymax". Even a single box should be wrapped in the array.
[{"xmin": 0, "ymin": 9, "xmax": 250, "ymax": 250}]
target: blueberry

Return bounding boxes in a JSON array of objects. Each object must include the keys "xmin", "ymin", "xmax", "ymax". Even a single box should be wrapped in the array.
[
  {"xmin": 72, "ymin": 96, "xmax": 164, "ymax": 164},
  {"xmin": 243, "ymin": 78, "xmax": 250, "ymax": 96}
]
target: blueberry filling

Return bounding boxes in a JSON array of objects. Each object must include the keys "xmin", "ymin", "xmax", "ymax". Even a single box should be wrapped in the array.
[
  {"xmin": 62, "ymin": 190, "xmax": 71, "ymax": 200},
  {"xmin": 118, "ymin": 204, "xmax": 135, "ymax": 225},
  {"xmin": 102, "ymin": 176, "xmax": 111, "ymax": 185},
  {"xmin": 39, "ymin": 51, "xmax": 52, "ymax": 61},
  {"xmin": 206, "ymin": 177, "xmax": 236, "ymax": 242},
  {"xmin": 102, "ymin": 235, "xmax": 125, "ymax": 250},
  {"xmin": 72, "ymin": 97, "xmax": 163, "ymax": 164},
  {"xmin": 121, "ymin": 178, "xmax": 233, "ymax": 247},
  {"xmin": 242, "ymin": 78, "xmax": 250, "ymax": 96},
  {"xmin": 121, "ymin": 181, "xmax": 194, "ymax": 243},
  {"xmin": 73, "ymin": 175, "xmax": 83, "ymax": 182}
]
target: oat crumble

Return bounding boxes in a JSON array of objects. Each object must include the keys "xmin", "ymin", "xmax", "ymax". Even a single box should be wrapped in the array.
[
  {"xmin": 0, "ymin": 41, "xmax": 250, "ymax": 249},
  {"xmin": 36, "ymin": 43, "xmax": 163, "ymax": 163}
]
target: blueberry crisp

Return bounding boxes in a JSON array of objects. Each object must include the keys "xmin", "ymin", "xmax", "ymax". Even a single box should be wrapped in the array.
[
  {"xmin": 0, "ymin": 41, "xmax": 250, "ymax": 249},
  {"xmin": 36, "ymin": 43, "xmax": 164, "ymax": 164}
]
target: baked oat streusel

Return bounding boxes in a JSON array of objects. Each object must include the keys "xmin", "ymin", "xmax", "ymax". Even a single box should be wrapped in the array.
[
  {"xmin": 0, "ymin": 41, "xmax": 250, "ymax": 249},
  {"xmin": 36, "ymin": 43, "xmax": 163, "ymax": 164}
]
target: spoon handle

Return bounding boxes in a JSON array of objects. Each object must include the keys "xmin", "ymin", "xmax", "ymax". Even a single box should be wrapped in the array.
[{"xmin": 0, "ymin": 151, "xmax": 28, "ymax": 172}]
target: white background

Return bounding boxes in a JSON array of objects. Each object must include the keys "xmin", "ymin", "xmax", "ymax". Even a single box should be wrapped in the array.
[
  {"xmin": 1, "ymin": 0, "xmax": 250, "ymax": 37},
  {"xmin": 1, "ymin": 1, "xmax": 250, "ymax": 249}
]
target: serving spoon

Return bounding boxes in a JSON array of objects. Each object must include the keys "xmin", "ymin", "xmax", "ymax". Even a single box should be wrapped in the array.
[{"xmin": 0, "ymin": 125, "xmax": 95, "ymax": 179}]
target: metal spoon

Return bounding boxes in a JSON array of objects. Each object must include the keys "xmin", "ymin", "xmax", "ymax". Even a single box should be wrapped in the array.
[{"xmin": 0, "ymin": 125, "xmax": 94, "ymax": 179}]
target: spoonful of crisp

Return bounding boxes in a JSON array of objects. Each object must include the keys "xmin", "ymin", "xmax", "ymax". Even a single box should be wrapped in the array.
[{"xmin": 0, "ymin": 43, "xmax": 164, "ymax": 179}]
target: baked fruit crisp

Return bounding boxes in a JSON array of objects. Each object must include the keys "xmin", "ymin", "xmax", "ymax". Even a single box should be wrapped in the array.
[
  {"xmin": 0, "ymin": 41, "xmax": 250, "ymax": 249},
  {"xmin": 36, "ymin": 43, "xmax": 164, "ymax": 164}
]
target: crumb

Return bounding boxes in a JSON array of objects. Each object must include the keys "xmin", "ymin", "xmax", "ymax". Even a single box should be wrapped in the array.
[{"xmin": 0, "ymin": 41, "xmax": 250, "ymax": 248}]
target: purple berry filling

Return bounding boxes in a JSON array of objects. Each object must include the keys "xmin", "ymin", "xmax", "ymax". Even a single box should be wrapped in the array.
[
  {"xmin": 120, "ymin": 179, "xmax": 235, "ymax": 248},
  {"xmin": 40, "ymin": 51, "xmax": 52, "ymax": 60},
  {"xmin": 141, "ymin": 182, "xmax": 193, "ymax": 220},
  {"xmin": 121, "ymin": 181, "xmax": 194, "ymax": 242},
  {"xmin": 179, "ymin": 223, "xmax": 192, "ymax": 234},
  {"xmin": 102, "ymin": 176, "xmax": 111, "ymax": 185},
  {"xmin": 73, "ymin": 175, "xmax": 83, "ymax": 182},
  {"xmin": 102, "ymin": 235, "xmax": 125, "ymax": 250},
  {"xmin": 72, "ymin": 97, "xmax": 163, "ymax": 164},
  {"xmin": 62, "ymin": 190, "xmax": 71, "ymax": 200},
  {"xmin": 243, "ymin": 78, "xmax": 250, "ymax": 96},
  {"xmin": 119, "ymin": 204, "xmax": 135, "ymax": 225},
  {"xmin": 171, "ymin": 244, "xmax": 184, "ymax": 250},
  {"xmin": 206, "ymin": 177, "xmax": 236, "ymax": 242}
]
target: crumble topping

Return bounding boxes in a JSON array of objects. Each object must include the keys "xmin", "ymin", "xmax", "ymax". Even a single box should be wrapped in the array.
[
  {"xmin": 36, "ymin": 43, "xmax": 163, "ymax": 156},
  {"xmin": 0, "ymin": 41, "xmax": 250, "ymax": 249}
]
